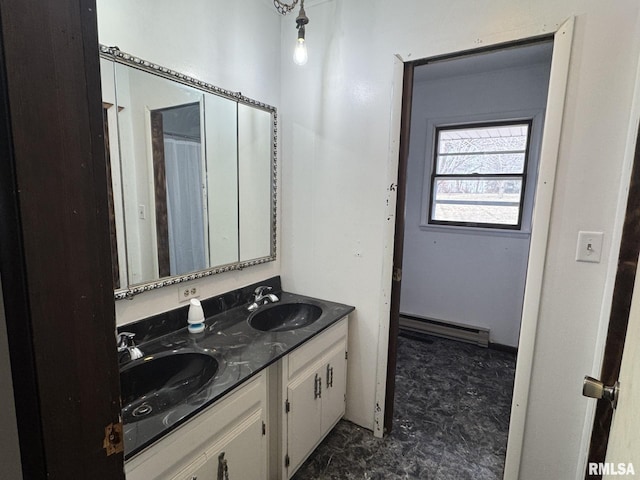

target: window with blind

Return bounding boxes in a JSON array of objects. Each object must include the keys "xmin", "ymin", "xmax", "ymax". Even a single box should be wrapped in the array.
[{"xmin": 428, "ymin": 121, "xmax": 532, "ymax": 229}]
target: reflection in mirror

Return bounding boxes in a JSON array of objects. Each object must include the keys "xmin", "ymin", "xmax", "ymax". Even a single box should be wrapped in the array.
[
  {"xmin": 99, "ymin": 47, "xmax": 276, "ymax": 299},
  {"xmin": 151, "ymin": 102, "xmax": 206, "ymax": 277},
  {"xmin": 205, "ymin": 94, "xmax": 239, "ymax": 267},
  {"xmin": 115, "ymin": 62, "xmax": 208, "ymax": 285},
  {"xmin": 102, "ymin": 102, "xmax": 121, "ymax": 289},
  {"xmin": 239, "ymin": 103, "xmax": 273, "ymax": 261}
]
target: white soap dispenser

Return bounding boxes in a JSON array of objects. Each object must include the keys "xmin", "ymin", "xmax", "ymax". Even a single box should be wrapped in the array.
[{"xmin": 187, "ymin": 298, "xmax": 205, "ymax": 334}]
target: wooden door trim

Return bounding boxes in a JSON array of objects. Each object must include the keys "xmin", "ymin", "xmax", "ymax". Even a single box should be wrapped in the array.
[
  {"xmin": 383, "ymin": 26, "xmax": 572, "ymax": 479},
  {"xmin": 150, "ymin": 109, "xmax": 171, "ymax": 278},
  {"xmin": 0, "ymin": 22, "xmax": 47, "ymax": 477},
  {"xmin": 103, "ymin": 106, "xmax": 121, "ymax": 289},
  {"xmin": 383, "ymin": 61, "xmax": 414, "ymax": 434},
  {"xmin": 0, "ymin": 0, "xmax": 124, "ymax": 477}
]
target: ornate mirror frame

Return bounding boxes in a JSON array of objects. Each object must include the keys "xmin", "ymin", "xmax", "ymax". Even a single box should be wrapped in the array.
[{"xmin": 100, "ymin": 46, "xmax": 278, "ymax": 301}]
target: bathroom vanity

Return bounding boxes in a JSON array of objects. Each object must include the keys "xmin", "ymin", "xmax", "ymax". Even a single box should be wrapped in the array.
[
  {"xmin": 100, "ymin": 47, "xmax": 352, "ymax": 479},
  {"xmin": 120, "ymin": 279, "xmax": 353, "ymax": 480}
]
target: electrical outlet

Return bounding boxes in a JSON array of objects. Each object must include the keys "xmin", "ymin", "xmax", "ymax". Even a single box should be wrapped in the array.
[{"xmin": 179, "ymin": 286, "xmax": 200, "ymax": 302}]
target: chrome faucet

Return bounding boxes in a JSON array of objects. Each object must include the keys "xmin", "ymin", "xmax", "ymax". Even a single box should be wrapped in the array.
[
  {"xmin": 117, "ymin": 332, "xmax": 143, "ymax": 361},
  {"xmin": 247, "ymin": 286, "xmax": 279, "ymax": 312}
]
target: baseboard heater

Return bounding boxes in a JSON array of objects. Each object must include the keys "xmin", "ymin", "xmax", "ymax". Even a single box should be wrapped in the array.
[{"xmin": 399, "ymin": 313, "xmax": 490, "ymax": 347}]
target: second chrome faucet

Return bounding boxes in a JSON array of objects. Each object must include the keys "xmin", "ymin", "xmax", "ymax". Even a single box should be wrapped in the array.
[{"xmin": 247, "ymin": 286, "xmax": 279, "ymax": 312}]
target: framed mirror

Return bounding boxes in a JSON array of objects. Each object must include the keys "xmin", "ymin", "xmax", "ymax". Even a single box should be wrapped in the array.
[{"xmin": 99, "ymin": 46, "xmax": 277, "ymax": 300}]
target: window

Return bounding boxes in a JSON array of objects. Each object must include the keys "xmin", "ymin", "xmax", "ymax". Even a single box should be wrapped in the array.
[{"xmin": 428, "ymin": 121, "xmax": 532, "ymax": 229}]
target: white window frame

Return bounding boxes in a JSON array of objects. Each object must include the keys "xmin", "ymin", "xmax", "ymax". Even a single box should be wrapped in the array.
[{"xmin": 420, "ymin": 110, "xmax": 546, "ymax": 237}]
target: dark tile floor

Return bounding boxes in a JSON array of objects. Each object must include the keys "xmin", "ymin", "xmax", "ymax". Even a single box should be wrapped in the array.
[{"xmin": 292, "ymin": 332, "xmax": 516, "ymax": 480}]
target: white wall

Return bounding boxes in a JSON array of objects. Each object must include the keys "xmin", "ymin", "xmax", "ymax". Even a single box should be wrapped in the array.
[
  {"xmin": 95, "ymin": 1, "xmax": 640, "ymax": 476},
  {"xmin": 278, "ymin": 1, "xmax": 640, "ymax": 478},
  {"xmin": 401, "ymin": 59, "xmax": 551, "ymax": 348},
  {"xmin": 96, "ymin": 0, "xmax": 282, "ymax": 325},
  {"xmin": 0, "ymin": 277, "xmax": 23, "ymax": 479}
]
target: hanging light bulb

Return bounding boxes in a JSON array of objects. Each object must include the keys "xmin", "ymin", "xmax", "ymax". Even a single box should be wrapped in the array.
[
  {"xmin": 293, "ymin": 0, "xmax": 309, "ymax": 66},
  {"xmin": 293, "ymin": 35, "xmax": 308, "ymax": 66}
]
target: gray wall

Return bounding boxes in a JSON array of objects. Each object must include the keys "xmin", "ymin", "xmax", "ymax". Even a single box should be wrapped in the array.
[
  {"xmin": 400, "ymin": 51, "xmax": 552, "ymax": 347},
  {"xmin": 0, "ymin": 276, "xmax": 23, "ymax": 478}
]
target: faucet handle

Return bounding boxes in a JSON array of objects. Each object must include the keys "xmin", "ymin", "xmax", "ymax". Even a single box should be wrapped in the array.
[
  {"xmin": 117, "ymin": 332, "xmax": 136, "ymax": 349},
  {"xmin": 254, "ymin": 285, "xmax": 272, "ymax": 296}
]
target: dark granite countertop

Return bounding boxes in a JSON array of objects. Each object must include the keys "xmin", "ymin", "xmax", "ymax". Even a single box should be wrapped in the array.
[{"xmin": 122, "ymin": 286, "xmax": 354, "ymax": 460}]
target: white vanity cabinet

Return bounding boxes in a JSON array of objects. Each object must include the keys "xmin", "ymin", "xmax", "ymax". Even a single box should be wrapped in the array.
[
  {"xmin": 170, "ymin": 409, "xmax": 266, "ymax": 480},
  {"xmin": 281, "ymin": 317, "xmax": 348, "ymax": 478},
  {"xmin": 125, "ymin": 371, "xmax": 267, "ymax": 480},
  {"xmin": 124, "ymin": 315, "xmax": 350, "ymax": 480}
]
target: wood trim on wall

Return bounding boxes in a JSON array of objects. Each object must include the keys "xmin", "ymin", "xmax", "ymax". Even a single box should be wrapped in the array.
[
  {"xmin": 0, "ymin": 0, "xmax": 124, "ymax": 477},
  {"xmin": 384, "ymin": 61, "xmax": 414, "ymax": 434},
  {"xmin": 103, "ymin": 105, "xmax": 120, "ymax": 290},
  {"xmin": 151, "ymin": 109, "xmax": 171, "ymax": 278}
]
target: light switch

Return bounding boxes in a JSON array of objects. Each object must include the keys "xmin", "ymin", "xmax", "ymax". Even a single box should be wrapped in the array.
[{"xmin": 576, "ymin": 231, "xmax": 604, "ymax": 263}]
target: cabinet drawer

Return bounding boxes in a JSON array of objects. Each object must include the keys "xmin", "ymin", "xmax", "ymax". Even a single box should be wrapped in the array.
[{"xmin": 287, "ymin": 316, "xmax": 348, "ymax": 382}]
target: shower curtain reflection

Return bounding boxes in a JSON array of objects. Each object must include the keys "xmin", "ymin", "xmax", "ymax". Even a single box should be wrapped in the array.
[{"xmin": 163, "ymin": 136, "xmax": 207, "ymax": 275}]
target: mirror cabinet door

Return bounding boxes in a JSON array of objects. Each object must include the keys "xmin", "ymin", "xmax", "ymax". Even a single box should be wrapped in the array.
[
  {"xmin": 204, "ymin": 93, "xmax": 239, "ymax": 267},
  {"xmin": 114, "ymin": 62, "xmax": 211, "ymax": 285},
  {"xmin": 99, "ymin": 49, "xmax": 276, "ymax": 298},
  {"xmin": 238, "ymin": 103, "xmax": 273, "ymax": 262},
  {"xmin": 100, "ymin": 57, "xmax": 128, "ymax": 291}
]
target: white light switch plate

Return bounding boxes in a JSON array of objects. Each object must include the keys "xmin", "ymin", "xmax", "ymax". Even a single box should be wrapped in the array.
[{"xmin": 576, "ymin": 231, "xmax": 604, "ymax": 263}]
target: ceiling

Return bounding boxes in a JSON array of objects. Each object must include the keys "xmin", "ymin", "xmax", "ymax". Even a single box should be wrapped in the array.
[{"xmin": 414, "ymin": 40, "xmax": 554, "ymax": 83}]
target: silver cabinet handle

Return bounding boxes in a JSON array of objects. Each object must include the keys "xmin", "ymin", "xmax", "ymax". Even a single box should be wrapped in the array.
[
  {"xmin": 326, "ymin": 364, "xmax": 334, "ymax": 388},
  {"xmin": 314, "ymin": 373, "xmax": 318, "ymax": 398},
  {"xmin": 217, "ymin": 452, "xmax": 230, "ymax": 480},
  {"xmin": 314, "ymin": 373, "xmax": 322, "ymax": 399}
]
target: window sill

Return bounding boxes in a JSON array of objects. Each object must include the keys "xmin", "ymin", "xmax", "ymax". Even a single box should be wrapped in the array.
[{"xmin": 418, "ymin": 223, "xmax": 531, "ymax": 238}]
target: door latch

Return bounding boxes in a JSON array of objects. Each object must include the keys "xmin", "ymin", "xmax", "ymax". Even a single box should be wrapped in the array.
[
  {"xmin": 103, "ymin": 421, "xmax": 124, "ymax": 456},
  {"xmin": 392, "ymin": 267, "xmax": 402, "ymax": 282},
  {"xmin": 583, "ymin": 376, "xmax": 620, "ymax": 409}
]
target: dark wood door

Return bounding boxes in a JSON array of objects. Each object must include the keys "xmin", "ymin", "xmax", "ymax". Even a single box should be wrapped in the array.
[{"xmin": 0, "ymin": 0, "xmax": 125, "ymax": 478}]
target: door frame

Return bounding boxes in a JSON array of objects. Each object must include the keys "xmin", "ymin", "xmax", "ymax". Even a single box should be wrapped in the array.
[
  {"xmin": 582, "ymin": 88, "xmax": 640, "ymax": 479},
  {"xmin": 376, "ymin": 18, "xmax": 575, "ymax": 477},
  {"xmin": 0, "ymin": 0, "xmax": 124, "ymax": 477},
  {"xmin": 585, "ymin": 121, "xmax": 640, "ymax": 479}
]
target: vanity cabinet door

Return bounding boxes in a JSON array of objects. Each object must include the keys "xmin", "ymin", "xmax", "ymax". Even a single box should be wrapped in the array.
[
  {"xmin": 206, "ymin": 408, "xmax": 267, "ymax": 480},
  {"xmin": 286, "ymin": 366, "xmax": 323, "ymax": 474},
  {"xmin": 320, "ymin": 339, "xmax": 347, "ymax": 437},
  {"xmin": 171, "ymin": 405, "xmax": 266, "ymax": 480},
  {"xmin": 125, "ymin": 372, "xmax": 267, "ymax": 480},
  {"xmin": 282, "ymin": 317, "xmax": 348, "ymax": 479}
]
